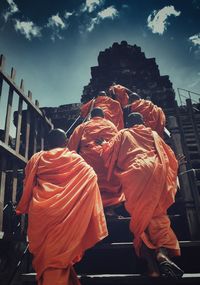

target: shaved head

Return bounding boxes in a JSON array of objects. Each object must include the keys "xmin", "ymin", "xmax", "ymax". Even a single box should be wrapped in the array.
[
  {"xmin": 47, "ymin": 128, "xmax": 67, "ymax": 149},
  {"xmin": 98, "ymin": 91, "xmax": 107, "ymax": 96},
  {"xmin": 91, "ymin": 108, "xmax": 104, "ymax": 118},
  {"xmin": 127, "ymin": 112, "xmax": 144, "ymax": 127},
  {"xmin": 129, "ymin": 92, "xmax": 141, "ymax": 103}
]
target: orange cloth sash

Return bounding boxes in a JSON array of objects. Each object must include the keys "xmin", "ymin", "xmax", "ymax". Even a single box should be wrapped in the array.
[{"xmin": 109, "ymin": 84, "xmax": 129, "ymax": 108}]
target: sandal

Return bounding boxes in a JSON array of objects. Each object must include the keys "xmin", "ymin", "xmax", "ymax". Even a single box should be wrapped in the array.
[{"xmin": 159, "ymin": 260, "xmax": 184, "ymax": 278}]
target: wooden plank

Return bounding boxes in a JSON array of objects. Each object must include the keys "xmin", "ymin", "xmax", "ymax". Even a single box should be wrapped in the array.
[
  {"xmin": 32, "ymin": 112, "xmax": 38, "ymax": 154},
  {"xmin": 0, "ymin": 54, "xmax": 5, "ymax": 71},
  {"xmin": 15, "ymin": 97, "xmax": 23, "ymax": 153},
  {"xmin": 36, "ymin": 100, "xmax": 44, "ymax": 150},
  {"xmin": 0, "ymin": 56, "xmax": 6, "ymax": 128},
  {"xmin": 0, "ymin": 76, "xmax": 3, "ymax": 126},
  {"xmin": 0, "ymin": 157, "xmax": 7, "ymax": 231},
  {"xmin": 4, "ymin": 68, "xmax": 16, "ymax": 145},
  {"xmin": 12, "ymin": 166, "xmax": 18, "ymax": 204},
  {"xmin": 32, "ymin": 100, "xmax": 39, "ymax": 154},
  {"xmin": 25, "ymin": 91, "xmax": 31, "ymax": 160},
  {"xmin": 0, "ymin": 55, "xmax": 4, "ymax": 98},
  {"xmin": 40, "ymin": 124, "xmax": 45, "ymax": 150},
  {"xmin": 15, "ymin": 80, "xmax": 24, "ymax": 153}
]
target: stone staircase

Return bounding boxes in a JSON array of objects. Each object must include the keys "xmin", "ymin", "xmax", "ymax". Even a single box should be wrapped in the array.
[{"xmin": 5, "ymin": 204, "xmax": 200, "ymax": 285}]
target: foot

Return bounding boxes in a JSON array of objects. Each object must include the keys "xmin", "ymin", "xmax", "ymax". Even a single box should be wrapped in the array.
[
  {"xmin": 156, "ymin": 248, "xmax": 184, "ymax": 278},
  {"xmin": 148, "ymin": 271, "xmax": 160, "ymax": 277},
  {"xmin": 140, "ymin": 243, "xmax": 160, "ymax": 277},
  {"xmin": 156, "ymin": 247, "xmax": 169, "ymax": 263}
]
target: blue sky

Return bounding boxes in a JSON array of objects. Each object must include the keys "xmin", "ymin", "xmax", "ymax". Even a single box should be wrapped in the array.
[{"xmin": 0, "ymin": 0, "xmax": 200, "ymax": 107}]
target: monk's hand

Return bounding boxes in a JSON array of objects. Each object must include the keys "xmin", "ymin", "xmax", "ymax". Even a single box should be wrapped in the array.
[
  {"xmin": 96, "ymin": 138, "xmax": 106, "ymax": 145},
  {"xmin": 177, "ymin": 154, "xmax": 186, "ymax": 167}
]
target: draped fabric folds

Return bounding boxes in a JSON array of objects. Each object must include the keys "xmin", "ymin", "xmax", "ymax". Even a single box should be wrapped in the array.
[
  {"xmin": 101, "ymin": 125, "xmax": 180, "ymax": 256},
  {"xmin": 109, "ymin": 84, "xmax": 129, "ymax": 108},
  {"xmin": 16, "ymin": 148, "xmax": 108, "ymax": 285},
  {"xmin": 129, "ymin": 99, "xmax": 166, "ymax": 137},
  {"xmin": 80, "ymin": 96, "xmax": 124, "ymax": 130},
  {"xmin": 68, "ymin": 117, "xmax": 125, "ymax": 207}
]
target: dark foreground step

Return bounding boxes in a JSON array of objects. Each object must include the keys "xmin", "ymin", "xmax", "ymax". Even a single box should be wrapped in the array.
[
  {"xmin": 75, "ymin": 241, "xmax": 200, "ymax": 274},
  {"xmin": 19, "ymin": 273, "xmax": 200, "ymax": 285}
]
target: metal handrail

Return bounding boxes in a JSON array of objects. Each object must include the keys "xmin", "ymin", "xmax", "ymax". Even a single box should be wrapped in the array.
[{"xmin": 177, "ymin": 88, "xmax": 200, "ymax": 106}]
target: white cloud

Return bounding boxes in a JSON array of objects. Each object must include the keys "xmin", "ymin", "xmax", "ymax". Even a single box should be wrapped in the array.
[
  {"xmin": 147, "ymin": 5, "xmax": 181, "ymax": 35},
  {"xmin": 87, "ymin": 18, "xmax": 97, "ymax": 32},
  {"xmin": 14, "ymin": 20, "xmax": 41, "ymax": 40},
  {"xmin": 3, "ymin": 0, "xmax": 19, "ymax": 22},
  {"xmin": 83, "ymin": 0, "xmax": 105, "ymax": 13},
  {"xmin": 189, "ymin": 34, "xmax": 200, "ymax": 46},
  {"xmin": 47, "ymin": 14, "xmax": 66, "ymax": 29},
  {"xmin": 189, "ymin": 34, "xmax": 200, "ymax": 60},
  {"xmin": 98, "ymin": 6, "xmax": 118, "ymax": 19},
  {"xmin": 64, "ymin": 11, "xmax": 74, "ymax": 19},
  {"xmin": 46, "ymin": 13, "xmax": 67, "ymax": 41},
  {"xmin": 87, "ymin": 6, "xmax": 119, "ymax": 32}
]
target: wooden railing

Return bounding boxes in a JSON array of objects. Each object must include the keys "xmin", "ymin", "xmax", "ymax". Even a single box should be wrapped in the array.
[{"xmin": 0, "ymin": 54, "xmax": 53, "ymax": 233}]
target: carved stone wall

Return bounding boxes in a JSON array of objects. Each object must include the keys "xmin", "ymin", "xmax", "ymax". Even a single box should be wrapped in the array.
[
  {"xmin": 41, "ymin": 103, "xmax": 81, "ymax": 135},
  {"xmin": 81, "ymin": 41, "xmax": 176, "ymax": 108}
]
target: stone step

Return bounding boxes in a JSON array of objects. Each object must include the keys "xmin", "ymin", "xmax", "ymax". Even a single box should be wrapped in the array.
[
  {"xmin": 189, "ymin": 152, "xmax": 200, "ymax": 160},
  {"xmin": 104, "ymin": 214, "xmax": 190, "ymax": 243},
  {"xmin": 19, "ymin": 273, "xmax": 200, "ymax": 285},
  {"xmin": 75, "ymin": 241, "xmax": 200, "ymax": 275},
  {"xmin": 184, "ymin": 138, "xmax": 197, "ymax": 144},
  {"xmin": 80, "ymin": 273, "xmax": 200, "ymax": 285},
  {"xmin": 187, "ymin": 145, "xmax": 200, "ymax": 151},
  {"xmin": 191, "ymin": 160, "xmax": 200, "ymax": 168},
  {"xmin": 14, "ymin": 241, "xmax": 200, "ymax": 279}
]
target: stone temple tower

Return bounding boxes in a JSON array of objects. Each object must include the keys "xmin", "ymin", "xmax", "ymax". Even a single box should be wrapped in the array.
[{"xmin": 81, "ymin": 41, "xmax": 176, "ymax": 108}]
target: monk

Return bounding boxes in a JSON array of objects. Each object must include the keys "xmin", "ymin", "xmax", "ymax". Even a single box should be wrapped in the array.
[
  {"xmin": 124, "ymin": 93, "xmax": 166, "ymax": 137},
  {"xmin": 109, "ymin": 82, "xmax": 136, "ymax": 108},
  {"xmin": 68, "ymin": 108, "xmax": 125, "ymax": 213},
  {"xmin": 97, "ymin": 113, "xmax": 183, "ymax": 278},
  {"xmin": 16, "ymin": 129, "xmax": 108, "ymax": 285},
  {"xmin": 80, "ymin": 91, "xmax": 124, "ymax": 130}
]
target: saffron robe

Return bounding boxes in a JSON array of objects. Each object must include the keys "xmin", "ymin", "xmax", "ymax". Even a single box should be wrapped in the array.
[
  {"xmin": 129, "ymin": 99, "xmax": 166, "ymax": 137},
  {"xmin": 16, "ymin": 148, "xmax": 108, "ymax": 285},
  {"xmin": 109, "ymin": 84, "xmax": 129, "ymax": 108},
  {"xmin": 80, "ymin": 96, "xmax": 124, "ymax": 130},
  {"xmin": 101, "ymin": 125, "xmax": 180, "ymax": 257},
  {"xmin": 68, "ymin": 117, "xmax": 125, "ymax": 207}
]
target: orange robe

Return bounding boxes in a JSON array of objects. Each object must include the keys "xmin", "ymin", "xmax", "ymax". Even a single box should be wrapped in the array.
[
  {"xmin": 129, "ymin": 99, "xmax": 166, "ymax": 137},
  {"xmin": 80, "ymin": 96, "xmax": 124, "ymax": 130},
  {"xmin": 68, "ymin": 117, "xmax": 125, "ymax": 207},
  {"xmin": 16, "ymin": 148, "xmax": 108, "ymax": 285},
  {"xmin": 109, "ymin": 84, "xmax": 129, "ymax": 108},
  {"xmin": 101, "ymin": 125, "xmax": 180, "ymax": 257}
]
